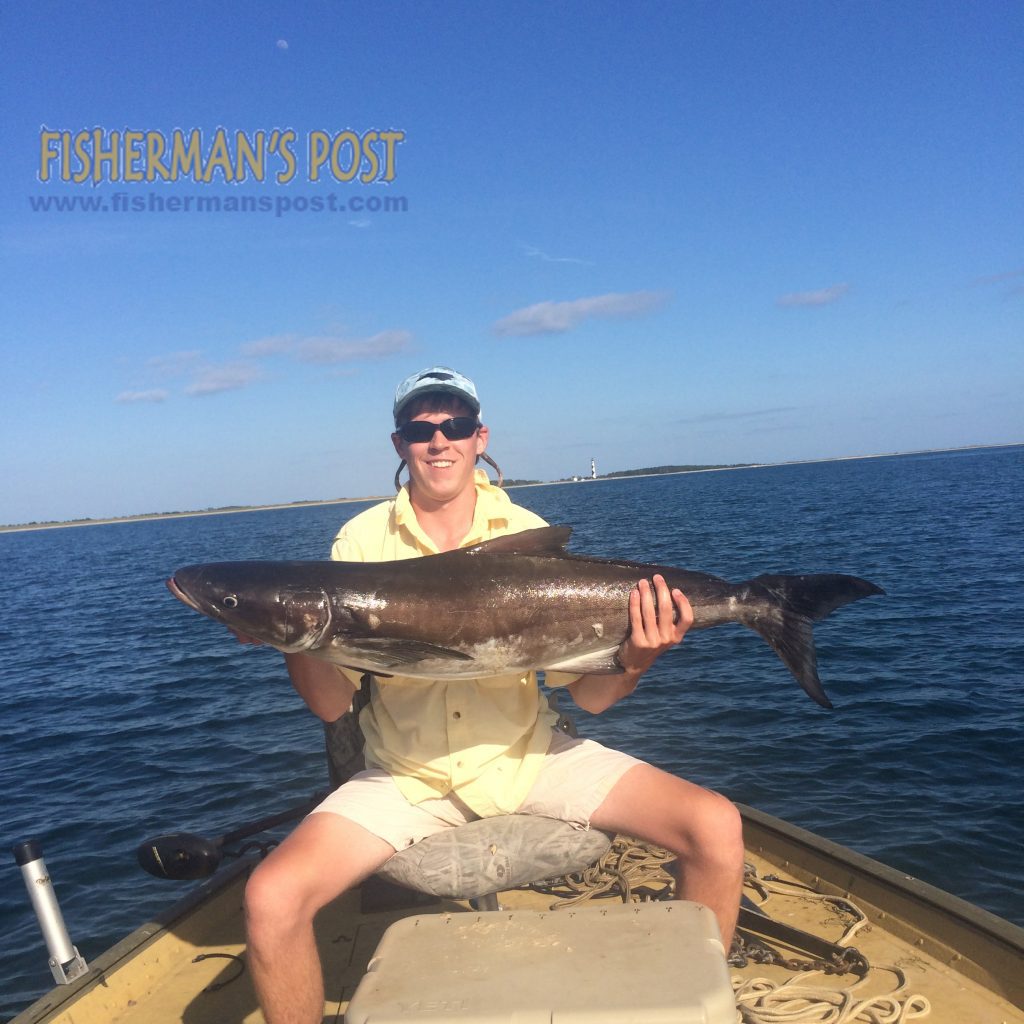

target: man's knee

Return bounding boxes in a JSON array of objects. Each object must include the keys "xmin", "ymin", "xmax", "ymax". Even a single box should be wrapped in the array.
[
  {"xmin": 244, "ymin": 856, "xmax": 333, "ymax": 937},
  {"xmin": 664, "ymin": 788, "xmax": 743, "ymax": 864},
  {"xmin": 245, "ymin": 861, "xmax": 292, "ymax": 935},
  {"xmin": 693, "ymin": 792, "xmax": 744, "ymax": 862}
]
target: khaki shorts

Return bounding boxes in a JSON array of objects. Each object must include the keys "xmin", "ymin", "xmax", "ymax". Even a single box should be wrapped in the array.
[{"xmin": 310, "ymin": 729, "xmax": 643, "ymax": 851}]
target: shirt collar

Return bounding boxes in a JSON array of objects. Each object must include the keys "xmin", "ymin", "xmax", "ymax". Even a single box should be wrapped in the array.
[{"xmin": 394, "ymin": 469, "xmax": 512, "ymax": 553}]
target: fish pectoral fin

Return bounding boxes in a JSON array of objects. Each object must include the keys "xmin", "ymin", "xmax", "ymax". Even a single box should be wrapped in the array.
[
  {"xmin": 463, "ymin": 525, "xmax": 573, "ymax": 557},
  {"xmin": 542, "ymin": 646, "xmax": 623, "ymax": 674},
  {"xmin": 347, "ymin": 637, "xmax": 474, "ymax": 667}
]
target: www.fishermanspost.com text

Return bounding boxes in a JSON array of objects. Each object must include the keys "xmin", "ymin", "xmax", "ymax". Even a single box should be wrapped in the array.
[{"xmin": 27, "ymin": 192, "xmax": 410, "ymax": 218}]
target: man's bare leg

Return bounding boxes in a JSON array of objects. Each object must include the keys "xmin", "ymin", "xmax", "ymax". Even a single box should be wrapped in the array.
[
  {"xmin": 244, "ymin": 811, "xmax": 395, "ymax": 1024},
  {"xmin": 590, "ymin": 764, "xmax": 744, "ymax": 946}
]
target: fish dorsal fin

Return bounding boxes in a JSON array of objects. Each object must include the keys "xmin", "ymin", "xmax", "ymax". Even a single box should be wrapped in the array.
[{"xmin": 464, "ymin": 525, "xmax": 572, "ymax": 556}]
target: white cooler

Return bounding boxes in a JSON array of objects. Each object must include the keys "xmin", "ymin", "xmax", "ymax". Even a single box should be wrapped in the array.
[{"xmin": 345, "ymin": 901, "xmax": 735, "ymax": 1024}]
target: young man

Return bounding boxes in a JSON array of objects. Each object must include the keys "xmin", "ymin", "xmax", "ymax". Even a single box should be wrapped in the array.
[{"xmin": 242, "ymin": 367, "xmax": 744, "ymax": 1024}]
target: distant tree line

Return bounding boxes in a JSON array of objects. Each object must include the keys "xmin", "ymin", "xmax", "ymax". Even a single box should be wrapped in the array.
[{"xmin": 601, "ymin": 463, "xmax": 752, "ymax": 479}]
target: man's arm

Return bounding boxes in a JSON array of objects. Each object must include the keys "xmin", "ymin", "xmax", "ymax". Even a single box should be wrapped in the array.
[
  {"xmin": 567, "ymin": 575, "xmax": 693, "ymax": 714},
  {"xmin": 283, "ymin": 652, "xmax": 357, "ymax": 722},
  {"xmin": 230, "ymin": 630, "xmax": 357, "ymax": 722}
]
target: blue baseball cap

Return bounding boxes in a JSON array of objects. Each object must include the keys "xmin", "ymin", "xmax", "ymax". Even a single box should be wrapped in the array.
[{"xmin": 393, "ymin": 366, "xmax": 481, "ymax": 425}]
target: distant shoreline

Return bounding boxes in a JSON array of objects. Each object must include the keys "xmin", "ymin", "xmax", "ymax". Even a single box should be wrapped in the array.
[
  {"xmin": 0, "ymin": 495, "xmax": 391, "ymax": 534},
  {"xmin": 2, "ymin": 441, "xmax": 1019, "ymax": 534}
]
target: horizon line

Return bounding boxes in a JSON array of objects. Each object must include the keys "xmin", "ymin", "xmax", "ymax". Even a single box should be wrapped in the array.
[{"xmin": 2, "ymin": 441, "xmax": 1020, "ymax": 534}]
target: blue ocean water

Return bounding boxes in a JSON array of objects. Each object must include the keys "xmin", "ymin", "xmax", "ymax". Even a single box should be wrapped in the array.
[{"xmin": 2, "ymin": 446, "xmax": 1023, "ymax": 1018}]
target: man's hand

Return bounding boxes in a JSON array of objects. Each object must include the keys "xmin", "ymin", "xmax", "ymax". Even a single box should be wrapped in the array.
[
  {"xmin": 567, "ymin": 575, "xmax": 693, "ymax": 714},
  {"xmin": 617, "ymin": 575, "xmax": 693, "ymax": 675}
]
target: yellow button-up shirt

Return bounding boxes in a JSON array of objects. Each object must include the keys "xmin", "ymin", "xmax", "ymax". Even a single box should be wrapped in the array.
[{"xmin": 329, "ymin": 471, "xmax": 574, "ymax": 816}]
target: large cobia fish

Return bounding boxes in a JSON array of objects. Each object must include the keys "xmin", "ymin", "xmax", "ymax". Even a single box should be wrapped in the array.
[{"xmin": 167, "ymin": 526, "xmax": 883, "ymax": 709}]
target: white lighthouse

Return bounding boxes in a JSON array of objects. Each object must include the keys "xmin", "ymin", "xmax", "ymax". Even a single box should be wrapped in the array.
[{"xmin": 590, "ymin": 458, "xmax": 597, "ymax": 480}]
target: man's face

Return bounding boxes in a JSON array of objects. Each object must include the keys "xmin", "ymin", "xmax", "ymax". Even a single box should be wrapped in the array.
[{"xmin": 392, "ymin": 401, "xmax": 489, "ymax": 505}]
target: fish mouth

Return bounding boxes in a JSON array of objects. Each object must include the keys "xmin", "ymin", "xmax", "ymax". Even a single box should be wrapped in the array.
[{"xmin": 166, "ymin": 576, "xmax": 201, "ymax": 612}]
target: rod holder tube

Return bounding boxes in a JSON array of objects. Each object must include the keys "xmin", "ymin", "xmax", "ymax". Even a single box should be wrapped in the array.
[{"xmin": 13, "ymin": 839, "xmax": 88, "ymax": 985}]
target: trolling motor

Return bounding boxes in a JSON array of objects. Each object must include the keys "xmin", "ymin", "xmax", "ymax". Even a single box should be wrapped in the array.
[
  {"xmin": 13, "ymin": 839, "xmax": 89, "ymax": 985},
  {"xmin": 137, "ymin": 831, "xmax": 224, "ymax": 880},
  {"xmin": 136, "ymin": 794, "xmax": 324, "ymax": 880}
]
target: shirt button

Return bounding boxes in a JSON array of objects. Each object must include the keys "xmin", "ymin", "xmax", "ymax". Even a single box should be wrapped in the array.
[{"xmin": 452, "ymin": 711, "xmax": 461, "ymax": 719}]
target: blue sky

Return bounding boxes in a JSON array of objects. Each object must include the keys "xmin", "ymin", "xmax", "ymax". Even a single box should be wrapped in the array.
[{"xmin": 2, "ymin": 0, "xmax": 1021, "ymax": 525}]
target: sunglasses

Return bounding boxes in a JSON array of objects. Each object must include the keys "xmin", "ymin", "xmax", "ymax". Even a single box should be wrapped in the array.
[{"xmin": 396, "ymin": 416, "xmax": 480, "ymax": 444}]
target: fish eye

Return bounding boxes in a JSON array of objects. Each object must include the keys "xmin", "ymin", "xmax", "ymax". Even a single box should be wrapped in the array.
[{"xmin": 222, "ymin": 595, "xmax": 238, "ymax": 608}]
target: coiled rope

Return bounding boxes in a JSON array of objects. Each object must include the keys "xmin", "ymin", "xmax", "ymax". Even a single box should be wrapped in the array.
[
  {"xmin": 732, "ymin": 969, "xmax": 931, "ymax": 1024},
  {"xmin": 731, "ymin": 869, "xmax": 930, "ymax": 1024},
  {"xmin": 527, "ymin": 834, "xmax": 676, "ymax": 908}
]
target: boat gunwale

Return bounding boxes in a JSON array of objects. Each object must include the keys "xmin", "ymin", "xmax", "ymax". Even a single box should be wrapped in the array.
[
  {"xmin": 738, "ymin": 802, "xmax": 1024, "ymax": 1010},
  {"xmin": 10, "ymin": 856, "xmax": 255, "ymax": 1024}
]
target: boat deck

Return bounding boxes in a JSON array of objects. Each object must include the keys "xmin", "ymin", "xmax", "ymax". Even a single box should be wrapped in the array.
[{"xmin": 15, "ymin": 809, "xmax": 1024, "ymax": 1024}]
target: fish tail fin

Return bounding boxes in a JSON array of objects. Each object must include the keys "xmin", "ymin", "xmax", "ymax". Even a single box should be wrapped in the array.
[{"xmin": 741, "ymin": 574, "xmax": 885, "ymax": 709}]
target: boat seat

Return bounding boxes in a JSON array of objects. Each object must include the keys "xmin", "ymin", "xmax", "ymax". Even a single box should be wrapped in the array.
[
  {"xmin": 376, "ymin": 813, "xmax": 612, "ymax": 903},
  {"xmin": 323, "ymin": 689, "xmax": 613, "ymax": 909}
]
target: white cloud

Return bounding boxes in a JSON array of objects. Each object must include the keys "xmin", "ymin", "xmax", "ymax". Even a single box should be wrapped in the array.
[
  {"xmin": 520, "ymin": 242, "xmax": 591, "ymax": 265},
  {"xmin": 493, "ymin": 290, "xmax": 671, "ymax": 337},
  {"xmin": 971, "ymin": 267, "xmax": 1024, "ymax": 286},
  {"xmin": 134, "ymin": 326, "xmax": 410, "ymax": 401},
  {"xmin": 239, "ymin": 334, "xmax": 299, "ymax": 358},
  {"xmin": 115, "ymin": 389, "xmax": 168, "ymax": 404},
  {"xmin": 675, "ymin": 406, "xmax": 803, "ymax": 424},
  {"xmin": 241, "ymin": 329, "xmax": 413, "ymax": 365},
  {"xmin": 147, "ymin": 350, "xmax": 204, "ymax": 377},
  {"xmin": 297, "ymin": 330, "xmax": 413, "ymax": 364},
  {"xmin": 276, "ymin": 39, "xmax": 289, "ymax": 50},
  {"xmin": 972, "ymin": 267, "xmax": 1024, "ymax": 298},
  {"xmin": 776, "ymin": 283, "xmax": 850, "ymax": 308},
  {"xmin": 185, "ymin": 361, "xmax": 263, "ymax": 396},
  {"xmin": 129, "ymin": 351, "xmax": 261, "ymax": 399}
]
